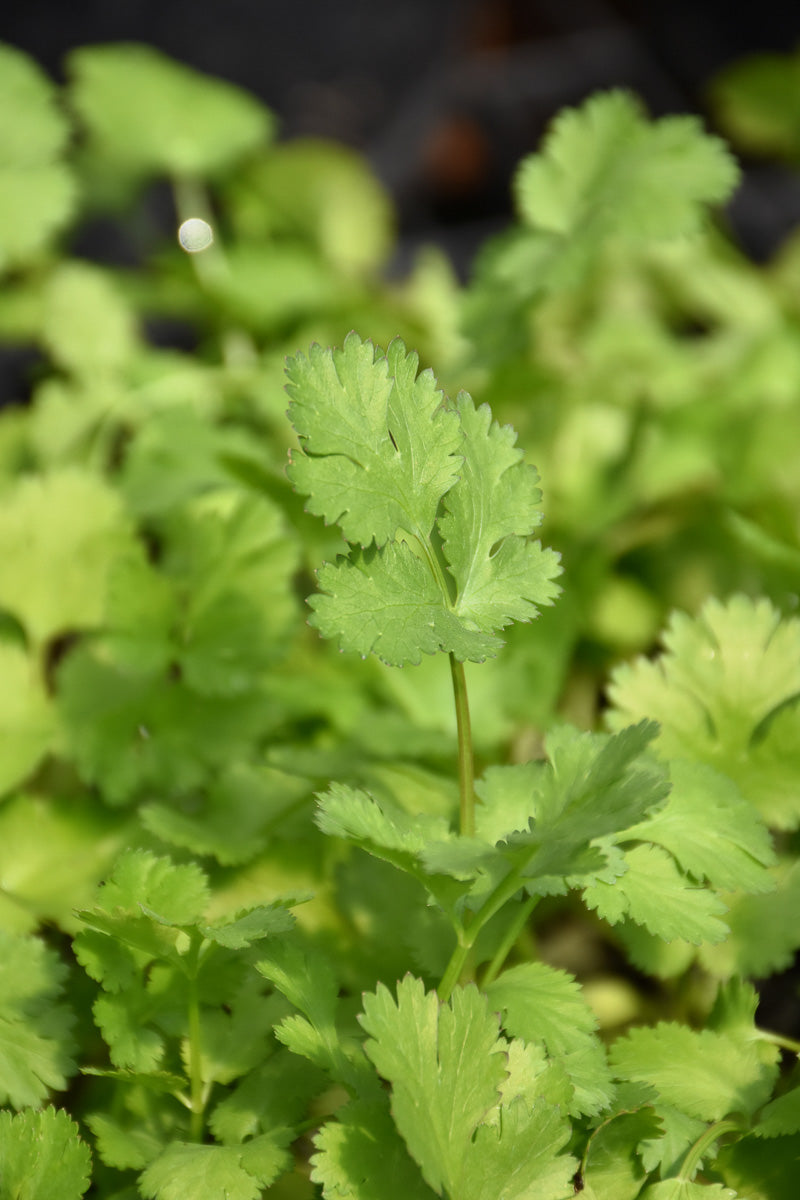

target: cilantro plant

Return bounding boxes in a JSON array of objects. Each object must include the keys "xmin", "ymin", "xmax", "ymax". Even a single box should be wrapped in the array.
[{"xmin": 2, "ymin": 34, "xmax": 800, "ymax": 1200}]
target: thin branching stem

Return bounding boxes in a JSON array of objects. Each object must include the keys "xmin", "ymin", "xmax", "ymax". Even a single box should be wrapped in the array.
[{"xmin": 450, "ymin": 653, "xmax": 475, "ymax": 838}]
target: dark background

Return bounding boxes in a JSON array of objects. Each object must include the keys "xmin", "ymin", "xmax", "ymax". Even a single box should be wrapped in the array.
[{"xmin": 4, "ymin": 0, "xmax": 800, "ymax": 272}]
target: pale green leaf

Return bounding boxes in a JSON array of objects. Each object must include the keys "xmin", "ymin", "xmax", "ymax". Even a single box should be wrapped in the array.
[
  {"xmin": 0, "ymin": 44, "xmax": 70, "ymax": 166},
  {"xmin": 621, "ymin": 760, "xmax": 775, "ymax": 894},
  {"xmin": 610, "ymin": 1022, "xmax": 778, "ymax": 1121},
  {"xmin": 311, "ymin": 1098, "xmax": 436, "ymax": 1200},
  {"xmin": 485, "ymin": 962, "xmax": 613, "ymax": 1117},
  {"xmin": 581, "ymin": 1108, "xmax": 662, "ymax": 1200},
  {"xmin": 0, "ymin": 931, "xmax": 76, "ymax": 1109},
  {"xmin": 90, "ymin": 849, "xmax": 210, "ymax": 925},
  {"xmin": 607, "ymin": 595, "xmax": 800, "ymax": 829},
  {"xmin": 139, "ymin": 1134, "xmax": 292, "ymax": 1200},
  {"xmin": 0, "ymin": 1108, "xmax": 91, "ymax": 1200},
  {"xmin": 514, "ymin": 90, "xmax": 738, "ymax": 285},
  {"xmin": 712, "ymin": 49, "xmax": 800, "ymax": 160},
  {"xmin": 583, "ymin": 843, "xmax": 730, "ymax": 944},
  {"xmin": 68, "ymin": 43, "xmax": 273, "ymax": 178},
  {"xmin": 42, "ymin": 261, "xmax": 139, "ymax": 375},
  {"xmin": 0, "ymin": 468, "xmax": 135, "ymax": 647},
  {"xmin": 287, "ymin": 334, "xmax": 463, "ymax": 546},
  {"xmin": 360, "ymin": 978, "xmax": 508, "ymax": 1196},
  {"xmin": 310, "ymin": 543, "xmax": 501, "ymax": 666},
  {"xmin": 0, "ymin": 165, "xmax": 75, "ymax": 270},
  {"xmin": 440, "ymin": 394, "xmax": 561, "ymax": 631},
  {"xmin": 84, "ymin": 1111, "xmax": 162, "ymax": 1171},
  {"xmin": 640, "ymin": 1184, "xmax": 739, "ymax": 1200},
  {"xmin": 0, "ymin": 644, "xmax": 55, "ymax": 797}
]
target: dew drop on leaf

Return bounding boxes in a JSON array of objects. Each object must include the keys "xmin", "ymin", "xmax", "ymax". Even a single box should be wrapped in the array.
[{"xmin": 177, "ymin": 217, "xmax": 213, "ymax": 253}]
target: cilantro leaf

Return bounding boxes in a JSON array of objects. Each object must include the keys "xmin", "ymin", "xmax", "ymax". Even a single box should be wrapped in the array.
[
  {"xmin": 139, "ymin": 1133, "xmax": 292, "ymax": 1200},
  {"xmin": 287, "ymin": 334, "xmax": 463, "ymax": 547},
  {"xmin": 514, "ymin": 90, "xmax": 738, "ymax": 284},
  {"xmin": 0, "ymin": 1107, "xmax": 91, "ymax": 1200},
  {"xmin": 583, "ymin": 843, "xmax": 730, "ymax": 944},
  {"xmin": 485, "ymin": 962, "xmax": 614, "ymax": 1117},
  {"xmin": 360, "ymin": 977, "xmax": 507, "ymax": 1194},
  {"xmin": 42, "ymin": 261, "xmax": 138, "ymax": 377},
  {"xmin": 440, "ymin": 394, "xmax": 560, "ymax": 631},
  {"xmin": 311, "ymin": 1097, "xmax": 437, "ymax": 1200},
  {"xmin": 610, "ymin": 1022, "xmax": 778, "ymax": 1121},
  {"xmin": 621, "ymin": 760, "xmax": 776, "ymax": 894},
  {"xmin": 67, "ymin": 43, "xmax": 274, "ymax": 179},
  {"xmin": 607, "ymin": 595, "xmax": 800, "ymax": 829},
  {"xmin": 0, "ymin": 643, "xmax": 54, "ymax": 797},
  {"xmin": 287, "ymin": 335, "xmax": 561, "ymax": 665},
  {"xmin": 359, "ymin": 977, "xmax": 575, "ymax": 1199},
  {"xmin": 0, "ymin": 45, "xmax": 75, "ymax": 270},
  {"xmin": 639, "ymin": 1183, "xmax": 740, "ymax": 1199},
  {"xmin": 0, "ymin": 931, "xmax": 76, "ymax": 1109},
  {"xmin": 0, "ymin": 469, "xmax": 135, "ymax": 649}
]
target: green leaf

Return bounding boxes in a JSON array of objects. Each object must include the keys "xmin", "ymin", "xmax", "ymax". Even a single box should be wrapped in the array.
[
  {"xmin": 359, "ymin": 977, "xmax": 574, "ymax": 1199},
  {"xmin": 228, "ymin": 139, "xmax": 393, "ymax": 273},
  {"xmin": 287, "ymin": 336, "xmax": 561, "ymax": 665},
  {"xmin": 0, "ymin": 792, "xmax": 125, "ymax": 934},
  {"xmin": 0, "ymin": 45, "xmax": 75, "ymax": 270},
  {"xmin": 0, "ymin": 469, "xmax": 135, "ymax": 647},
  {"xmin": 584, "ymin": 842, "xmax": 730, "ymax": 944},
  {"xmin": 311, "ymin": 1097, "xmax": 437, "ymax": 1200},
  {"xmin": 68, "ymin": 43, "xmax": 274, "ymax": 178},
  {"xmin": 753, "ymin": 1087, "xmax": 800, "ymax": 1138},
  {"xmin": 581, "ymin": 1108, "xmax": 662, "ymax": 1200},
  {"xmin": 56, "ymin": 645, "xmax": 271, "ymax": 804},
  {"xmin": 0, "ymin": 44, "xmax": 70, "ymax": 166},
  {"xmin": 309, "ymin": 542, "xmax": 501, "ymax": 666},
  {"xmin": 639, "ymin": 1183, "xmax": 739, "ymax": 1200},
  {"xmin": 485, "ymin": 962, "xmax": 614, "ymax": 1117},
  {"xmin": 200, "ymin": 902, "xmax": 298, "ymax": 949},
  {"xmin": 160, "ymin": 491, "xmax": 300, "ymax": 695},
  {"xmin": 140, "ymin": 763, "xmax": 309, "ymax": 866},
  {"xmin": 42, "ymin": 261, "xmax": 139, "ymax": 376},
  {"xmin": 621, "ymin": 760, "xmax": 776, "ymax": 894},
  {"xmin": 287, "ymin": 334, "xmax": 463, "ymax": 547},
  {"xmin": 717, "ymin": 1131, "xmax": 800, "ymax": 1199},
  {"xmin": 0, "ymin": 165, "xmax": 76, "ymax": 270},
  {"xmin": 712, "ymin": 49, "xmax": 800, "ymax": 161},
  {"xmin": 210, "ymin": 1051, "xmax": 326, "ymax": 1146},
  {"xmin": 90, "ymin": 849, "xmax": 210, "ymax": 926},
  {"xmin": 514, "ymin": 90, "xmax": 738, "ymax": 284},
  {"xmin": 610, "ymin": 1022, "xmax": 778, "ymax": 1121},
  {"xmin": 0, "ymin": 931, "xmax": 76, "ymax": 1109},
  {"xmin": 0, "ymin": 1107, "xmax": 91, "ymax": 1200},
  {"xmin": 476, "ymin": 722, "xmax": 670, "ymax": 895},
  {"xmin": 85, "ymin": 1110, "xmax": 163, "ymax": 1171},
  {"xmin": 439, "ymin": 395, "xmax": 560, "ymax": 631},
  {"xmin": 139, "ymin": 1134, "xmax": 292, "ymax": 1200},
  {"xmin": 0, "ymin": 643, "xmax": 54, "ymax": 797},
  {"xmin": 607, "ymin": 595, "xmax": 800, "ymax": 829},
  {"xmin": 360, "ymin": 977, "xmax": 507, "ymax": 1194}
]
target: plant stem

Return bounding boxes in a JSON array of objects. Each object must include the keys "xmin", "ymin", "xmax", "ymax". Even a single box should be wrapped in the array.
[
  {"xmin": 480, "ymin": 895, "xmax": 539, "ymax": 988},
  {"xmin": 678, "ymin": 1118, "xmax": 741, "ymax": 1182},
  {"xmin": 450, "ymin": 653, "xmax": 475, "ymax": 838},
  {"xmin": 438, "ymin": 866, "xmax": 528, "ymax": 1001},
  {"xmin": 185, "ymin": 936, "xmax": 206, "ymax": 1142}
]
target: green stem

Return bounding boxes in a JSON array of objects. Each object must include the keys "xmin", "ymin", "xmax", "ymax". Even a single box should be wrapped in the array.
[
  {"xmin": 480, "ymin": 895, "xmax": 539, "ymax": 988},
  {"xmin": 678, "ymin": 1118, "xmax": 742, "ymax": 1182},
  {"xmin": 758, "ymin": 1028, "xmax": 800, "ymax": 1055},
  {"xmin": 450, "ymin": 653, "xmax": 475, "ymax": 838},
  {"xmin": 438, "ymin": 865, "xmax": 528, "ymax": 1001},
  {"xmin": 186, "ymin": 937, "xmax": 206, "ymax": 1142}
]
